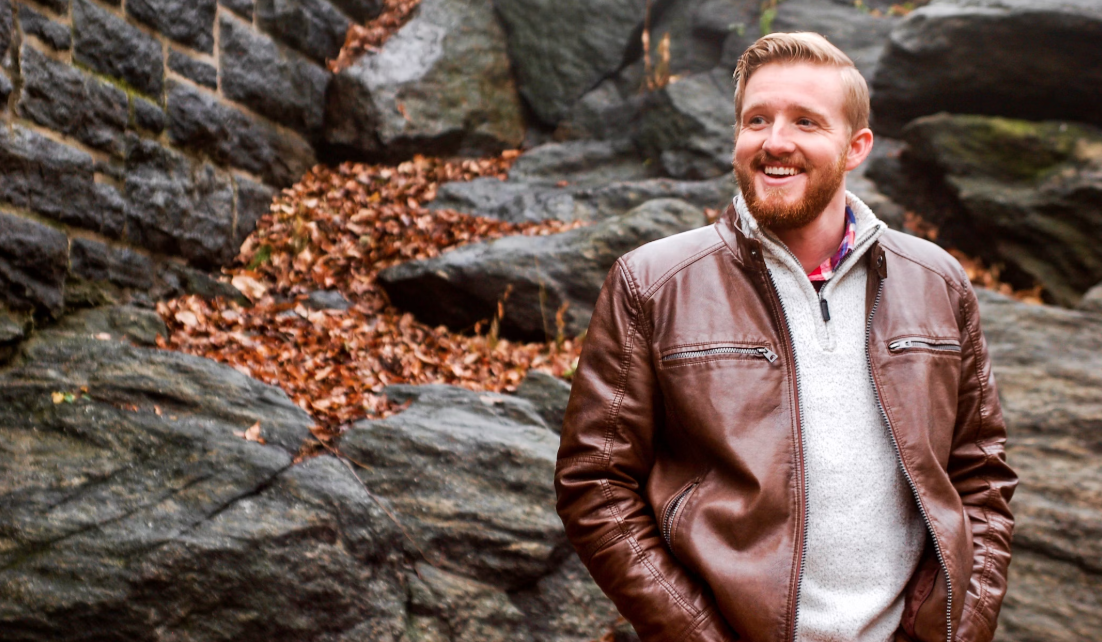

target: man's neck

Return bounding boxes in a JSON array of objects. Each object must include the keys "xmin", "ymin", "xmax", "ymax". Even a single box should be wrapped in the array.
[{"xmin": 768, "ymin": 188, "xmax": 849, "ymax": 274}]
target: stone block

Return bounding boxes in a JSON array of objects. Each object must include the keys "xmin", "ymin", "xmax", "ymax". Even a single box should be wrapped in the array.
[
  {"xmin": 18, "ymin": 4, "xmax": 70, "ymax": 50},
  {"xmin": 124, "ymin": 138, "xmax": 238, "ymax": 268},
  {"xmin": 18, "ymin": 45, "xmax": 129, "ymax": 157},
  {"xmin": 219, "ymin": 15, "xmax": 329, "ymax": 134},
  {"xmin": 127, "ymin": 0, "xmax": 216, "ymax": 53},
  {"xmin": 0, "ymin": 210, "xmax": 68, "ymax": 316},
  {"xmin": 166, "ymin": 79, "xmax": 315, "ymax": 187},
  {"xmin": 168, "ymin": 49, "xmax": 217, "ymax": 89},
  {"xmin": 73, "ymin": 0, "xmax": 164, "ymax": 98},
  {"xmin": 234, "ymin": 176, "xmax": 275, "ymax": 248},
  {"xmin": 132, "ymin": 96, "xmax": 166, "ymax": 133},
  {"xmin": 219, "ymin": 0, "xmax": 253, "ymax": 20},
  {"xmin": 255, "ymin": 0, "xmax": 349, "ymax": 64},
  {"xmin": 0, "ymin": 125, "xmax": 126, "ymax": 238},
  {"xmin": 70, "ymin": 237, "xmax": 156, "ymax": 290}
]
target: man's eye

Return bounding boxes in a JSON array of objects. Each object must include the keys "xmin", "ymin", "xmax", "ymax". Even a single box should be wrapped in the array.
[
  {"xmin": 797, "ymin": 118, "xmax": 815, "ymax": 127},
  {"xmin": 747, "ymin": 116, "xmax": 766, "ymax": 126}
]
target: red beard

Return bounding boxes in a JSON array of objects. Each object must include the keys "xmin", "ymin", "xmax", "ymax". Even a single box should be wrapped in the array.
[{"xmin": 735, "ymin": 149, "xmax": 847, "ymax": 232}]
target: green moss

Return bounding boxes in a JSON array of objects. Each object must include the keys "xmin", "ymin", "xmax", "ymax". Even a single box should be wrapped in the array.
[{"xmin": 907, "ymin": 113, "xmax": 1100, "ymax": 182}]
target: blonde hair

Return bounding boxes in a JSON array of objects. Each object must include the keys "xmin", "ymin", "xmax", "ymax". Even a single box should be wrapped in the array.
[{"xmin": 733, "ymin": 32, "xmax": 869, "ymax": 135}]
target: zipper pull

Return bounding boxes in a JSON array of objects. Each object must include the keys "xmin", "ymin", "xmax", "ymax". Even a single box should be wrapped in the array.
[
  {"xmin": 888, "ymin": 339, "xmax": 912, "ymax": 351},
  {"xmin": 757, "ymin": 347, "xmax": 779, "ymax": 363},
  {"xmin": 820, "ymin": 298, "xmax": 830, "ymax": 322}
]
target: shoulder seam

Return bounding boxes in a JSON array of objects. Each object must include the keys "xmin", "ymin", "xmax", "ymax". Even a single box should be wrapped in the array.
[
  {"xmin": 881, "ymin": 239, "xmax": 968, "ymax": 297},
  {"xmin": 639, "ymin": 240, "xmax": 726, "ymax": 303}
]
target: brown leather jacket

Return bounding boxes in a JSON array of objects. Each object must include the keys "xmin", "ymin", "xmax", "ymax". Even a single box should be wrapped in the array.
[{"xmin": 555, "ymin": 207, "xmax": 1017, "ymax": 642}]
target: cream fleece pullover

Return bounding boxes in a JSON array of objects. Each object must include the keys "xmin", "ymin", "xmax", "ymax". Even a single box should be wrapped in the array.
[{"xmin": 735, "ymin": 192, "xmax": 926, "ymax": 642}]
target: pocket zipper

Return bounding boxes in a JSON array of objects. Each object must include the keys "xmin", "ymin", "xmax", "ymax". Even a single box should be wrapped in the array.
[
  {"xmin": 662, "ymin": 482, "xmax": 698, "ymax": 547},
  {"xmin": 888, "ymin": 339, "xmax": 961, "ymax": 353},
  {"xmin": 662, "ymin": 346, "xmax": 779, "ymax": 363}
]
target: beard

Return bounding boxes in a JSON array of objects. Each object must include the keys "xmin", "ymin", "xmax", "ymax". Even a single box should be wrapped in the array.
[{"xmin": 734, "ymin": 148, "xmax": 848, "ymax": 232}]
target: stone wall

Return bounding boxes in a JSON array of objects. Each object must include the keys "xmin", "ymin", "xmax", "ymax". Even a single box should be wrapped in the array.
[{"xmin": 0, "ymin": 0, "xmax": 381, "ymax": 318}]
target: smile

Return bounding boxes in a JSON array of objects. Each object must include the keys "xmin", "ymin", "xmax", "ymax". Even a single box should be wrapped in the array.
[{"xmin": 762, "ymin": 166, "xmax": 802, "ymax": 176}]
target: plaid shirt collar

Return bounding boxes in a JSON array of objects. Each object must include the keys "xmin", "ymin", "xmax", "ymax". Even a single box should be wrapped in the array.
[{"xmin": 807, "ymin": 206, "xmax": 857, "ymax": 282}]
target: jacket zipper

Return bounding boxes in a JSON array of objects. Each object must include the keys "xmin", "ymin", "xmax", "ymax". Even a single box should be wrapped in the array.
[
  {"xmin": 866, "ymin": 279, "xmax": 954, "ymax": 642},
  {"xmin": 662, "ymin": 346, "xmax": 779, "ymax": 363},
  {"xmin": 762, "ymin": 264, "xmax": 809, "ymax": 642},
  {"xmin": 816, "ymin": 224, "xmax": 882, "ymax": 322},
  {"xmin": 662, "ymin": 482, "xmax": 698, "ymax": 548},
  {"xmin": 888, "ymin": 338, "xmax": 961, "ymax": 353}
]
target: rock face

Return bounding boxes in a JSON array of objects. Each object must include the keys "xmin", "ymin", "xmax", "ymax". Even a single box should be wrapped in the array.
[
  {"xmin": 431, "ymin": 140, "xmax": 734, "ymax": 224},
  {"xmin": 975, "ymin": 290, "xmax": 1102, "ymax": 641},
  {"xmin": 770, "ymin": 0, "xmax": 896, "ymax": 83},
  {"xmin": 870, "ymin": 0, "xmax": 1102, "ymax": 136},
  {"xmin": 379, "ymin": 198, "xmax": 707, "ymax": 340},
  {"xmin": 325, "ymin": 0, "xmax": 525, "ymax": 158},
  {"xmin": 494, "ymin": 0, "xmax": 645, "ymax": 126},
  {"xmin": 0, "ymin": 324, "xmax": 622, "ymax": 642},
  {"xmin": 636, "ymin": 68, "xmax": 735, "ymax": 179},
  {"xmin": 867, "ymin": 113, "xmax": 1102, "ymax": 307}
]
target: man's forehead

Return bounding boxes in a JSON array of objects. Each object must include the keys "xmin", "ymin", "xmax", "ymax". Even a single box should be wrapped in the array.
[{"xmin": 741, "ymin": 62, "xmax": 847, "ymax": 114}]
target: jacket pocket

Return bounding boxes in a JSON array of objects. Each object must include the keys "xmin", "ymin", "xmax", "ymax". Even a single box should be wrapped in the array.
[
  {"xmin": 900, "ymin": 547, "xmax": 939, "ymax": 638},
  {"xmin": 661, "ymin": 344, "xmax": 778, "ymax": 365},
  {"xmin": 661, "ymin": 482, "xmax": 699, "ymax": 549},
  {"xmin": 888, "ymin": 337, "xmax": 961, "ymax": 354}
]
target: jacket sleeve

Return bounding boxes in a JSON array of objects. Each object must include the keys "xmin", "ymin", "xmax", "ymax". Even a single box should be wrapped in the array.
[
  {"xmin": 554, "ymin": 260, "xmax": 738, "ymax": 642},
  {"xmin": 949, "ymin": 281, "xmax": 1018, "ymax": 642}
]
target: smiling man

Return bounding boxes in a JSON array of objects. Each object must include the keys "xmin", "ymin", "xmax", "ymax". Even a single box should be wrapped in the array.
[{"xmin": 555, "ymin": 33, "xmax": 1017, "ymax": 642}]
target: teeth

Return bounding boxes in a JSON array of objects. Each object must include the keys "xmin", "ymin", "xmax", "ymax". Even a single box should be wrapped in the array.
[{"xmin": 764, "ymin": 166, "xmax": 800, "ymax": 176}]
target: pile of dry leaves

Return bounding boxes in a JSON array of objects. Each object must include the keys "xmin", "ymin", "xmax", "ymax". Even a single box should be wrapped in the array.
[
  {"xmin": 158, "ymin": 153, "xmax": 586, "ymax": 435},
  {"xmin": 328, "ymin": 0, "xmax": 423, "ymax": 73}
]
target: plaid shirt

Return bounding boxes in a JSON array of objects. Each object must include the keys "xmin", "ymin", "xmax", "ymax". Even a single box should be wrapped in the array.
[{"xmin": 807, "ymin": 206, "xmax": 857, "ymax": 282}]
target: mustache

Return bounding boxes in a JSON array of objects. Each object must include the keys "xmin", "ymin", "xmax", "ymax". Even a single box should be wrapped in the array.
[{"xmin": 750, "ymin": 151, "xmax": 807, "ymax": 171}]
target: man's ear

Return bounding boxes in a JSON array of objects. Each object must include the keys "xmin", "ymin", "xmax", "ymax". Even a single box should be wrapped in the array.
[{"xmin": 844, "ymin": 128, "xmax": 874, "ymax": 172}]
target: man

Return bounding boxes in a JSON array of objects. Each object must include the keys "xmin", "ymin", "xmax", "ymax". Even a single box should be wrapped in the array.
[{"xmin": 554, "ymin": 33, "xmax": 1016, "ymax": 642}]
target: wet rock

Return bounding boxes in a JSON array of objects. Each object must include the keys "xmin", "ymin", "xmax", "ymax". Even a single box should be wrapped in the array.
[
  {"xmin": 770, "ymin": 0, "xmax": 896, "ymax": 82},
  {"xmin": 49, "ymin": 304, "xmax": 167, "ymax": 347},
  {"xmin": 127, "ymin": 0, "xmax": 217, "ymax": 53},
  {"xmin": 0, "ymin": 211, "xmax": 68, "ymax": 317},
  {"xmin": 1077, "ymin": 283, "xmax": 1102, "ymax": 314},
  {"xmin": 169, "ymin": 49, "xmax": 218, "ymax": 89},
  {"xmin": 304, "ymin": 289, "xmax": 352, "ymax": 311},
  {"xmin": 124, "ymin": 138, "xmax": 237, "ymax": 268},
  {"xmin": 17, "ymin": 45, "xmax": 129, "ymax": 157},
  {"xmin": 343, "ymin": 384, "xmax": 559, "ymax": 586},
  {"xmin": 635, "ymin": 68, "xmax": 735, "ymax": 179},
  {"xmin": 0, "ymin": 125, "xmax": 126, "ymax": 239},
  {"xmin": 325, "ymin": 0, "xmax": 524, "ymax": 159},
  {"xmin": 870, "ymin": 0, "xmax": 1102, "ymax": 137},
  {"xmin": 976, "ymin": 290, "xmax": 1102, "ymax": 641},
  {"xmin": 432, "ymin": 140, "xmax": 733, "ymax": 224},
  {"xmin": 220, "ymin": 14, "xmax": 330, "ymax": 134},
  {"xmin": 166, "ymin": 79, "xmax": 316, "ymax": 187},
  {"xmin": 379, "ymin": 198, "xmax": 706, "ymax": 340},
  {"xmin": 255, "ymin": 0, "xmax": 349, "ymax": 64},
  {"xmin": 69, "ymin": 238, "xmax": 157, "ymax": 292},
  {"xmin": 868, "ymin": 113, "xmax": 1102, "ymax": 307},
  {"xmin": 493, "ymin": 0, "xmax": 645, "ymax": 126},
  {"xmin": 514, "ymin": 370, "xmax": 572, "ymax": 433},
  {"xmin": 72, "ymin": 0, "xmax": 164, "ymax": 98},
  {"xmin": 19, "ymin": 4, "xmax": 71, "ymax": 50}
]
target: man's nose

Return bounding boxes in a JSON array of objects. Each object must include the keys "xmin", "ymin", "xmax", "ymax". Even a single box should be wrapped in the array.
[{"xmin": 762, "ymin": 122, "xmax": 796, "ymax": 156}]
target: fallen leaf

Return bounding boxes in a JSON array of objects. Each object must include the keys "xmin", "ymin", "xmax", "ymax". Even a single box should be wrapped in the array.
[
  {"xmin": 232, "ymin": 275, "xmax": 269, "ymax": 301},
  {"xmin": 95, "ymin": 332, "xmax": 112, "ymax": 341},
  {"xmin": 243, "ymin": 421, "xmax": 265, "ymax": 444}
]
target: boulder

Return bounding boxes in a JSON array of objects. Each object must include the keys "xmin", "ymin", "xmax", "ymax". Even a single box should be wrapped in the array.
[
  {"xmin": 378, "ymin": 198, "xmax": 707, "ymax": 340},
  {"xmin": 325, "ymin": 0, "xmax": 524, "ymax": 159},
  {"xmin": 1077, "ymin": 282, "xmax": 1102, "ymax": 314},
  {"xmin": 635, "ymin": 68, "xmax": 735, "ymax": 179},
  {"xmin": 870, "ymin": 0, "xmax": 1102, "ymax": 137},
  {"xmin": 514, "ymin": 370, "xmax": 573, "ymax": 433},
  {"xmin": 0, "ymin": 210, "xmax": 68, "ymax": 317},
  {"xmin": 976, "ymin": 290, "xmax": 1102, "ymax": 641},
  {"xmin": 494, "ymin": 0, "xmax": 646, "ymax": 126},
  {"xmin": 769, "ymin": 0, "xmax": 896, "ymax": 82},
  {"xmin": 866, "ymin": 113, "xmax": 1102, "ymax": 307}
]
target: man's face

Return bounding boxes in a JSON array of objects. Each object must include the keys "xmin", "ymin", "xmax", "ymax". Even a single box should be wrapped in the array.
[{"xmin": 733, "ymin": 62, "xmax": 863, "ymax": 231}]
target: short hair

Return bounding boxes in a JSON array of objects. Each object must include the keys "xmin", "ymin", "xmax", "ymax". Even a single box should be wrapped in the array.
[{"xmin": 733, "ymin": 32, "xmax": 870, "ymax": 135}]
